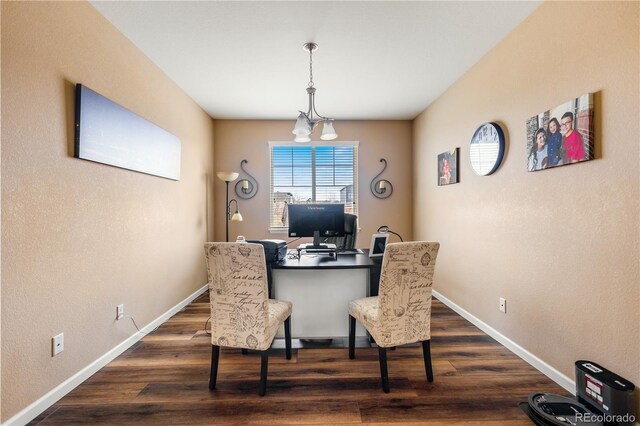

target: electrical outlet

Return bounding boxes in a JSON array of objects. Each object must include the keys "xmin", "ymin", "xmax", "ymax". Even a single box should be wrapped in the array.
[
  {"xmin": 52, "ymin": 333, "xmax": 64, "ymax": 356},
  {"xmin": 117, "ymin": 304, "xmax": 125, "ymax": 320},
  {"xmin": 499, "ymin": 297, "xmax": 507, "ymax": 313}
]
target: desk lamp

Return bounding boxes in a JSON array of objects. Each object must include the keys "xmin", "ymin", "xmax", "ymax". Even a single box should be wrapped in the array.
[
  {"xmin": 217, "ymin": 172, "xmax": 243, "ymax": 242},
  {"xmin": 377, "ymin": 225, "xmax": 403, "ymax": 242}
]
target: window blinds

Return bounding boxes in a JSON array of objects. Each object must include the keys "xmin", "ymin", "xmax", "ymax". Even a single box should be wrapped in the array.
[{"xmin": 269, "ymin": 143, "xmax": 358, "ymax": 230}]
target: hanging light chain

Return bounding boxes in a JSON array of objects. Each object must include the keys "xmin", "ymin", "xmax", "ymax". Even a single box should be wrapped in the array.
[{"xmin": 308, "ymin": 47, "xmax": 314, "ymax": 88}]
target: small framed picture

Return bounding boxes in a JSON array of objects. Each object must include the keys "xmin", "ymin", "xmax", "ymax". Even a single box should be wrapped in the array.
[
  {"xmin": 438, "ymin": 148, "xmax": 459, "ymax": 185},
  {"xmin": 369, "ymin": 233, "xmax": 389, "ymax": 258}
]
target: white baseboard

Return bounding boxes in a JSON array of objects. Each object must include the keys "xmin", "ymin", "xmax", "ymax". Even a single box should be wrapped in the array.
[
  {"xmin": 432, "ymin": 290, "xmax": 575, "ymax": 394},
  {"xmin": 6, "ymin": 284, "xmax": 209, "ymax": 426}
]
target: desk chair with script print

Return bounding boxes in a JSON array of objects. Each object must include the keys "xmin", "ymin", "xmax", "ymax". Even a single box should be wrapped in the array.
[
  {"xmin": 204, "ymin": 242, "xmax": 293, "ymax": 396},
  {"xmin": 348, "ymin": 241, "xmax": 440, "ymax": 393}
]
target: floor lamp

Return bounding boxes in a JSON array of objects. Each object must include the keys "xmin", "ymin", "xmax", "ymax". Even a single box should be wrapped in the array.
[{"xmin": 216, "ymin": 172, "xmax": 243, "ymax": 242}]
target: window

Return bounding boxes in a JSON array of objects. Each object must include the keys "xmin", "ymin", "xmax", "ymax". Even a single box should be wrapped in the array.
[{"xmin": 269, "ymin": 141, "xmax": 358, "ymax": 231}]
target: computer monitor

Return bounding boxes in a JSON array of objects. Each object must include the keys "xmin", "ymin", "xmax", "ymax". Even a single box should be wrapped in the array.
[{"xmin": 288, "ymin": 203, "xmax": 345, "ymax": 248}]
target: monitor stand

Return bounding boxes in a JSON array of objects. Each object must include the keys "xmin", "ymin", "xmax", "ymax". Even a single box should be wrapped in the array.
[
  {"xmin": 298, "ymin": 232, "xmax": 336, "ymax": 254},
  {"xmin": 311, "ymin": 230, "xmax": 327, "ymax": 250},
  {"xmin": 298, "ymin": 243, "xmax": 337, "ymax": 253}
]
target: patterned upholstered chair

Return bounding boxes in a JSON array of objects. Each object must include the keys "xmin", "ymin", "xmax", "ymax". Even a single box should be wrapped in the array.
[
  {"xmin": 204, "ymin": 242, "xmax": 293, "ymax": 396},
  {"xmin": 348, "ymin": 241, "xmax": 440, "ymax": 393}
]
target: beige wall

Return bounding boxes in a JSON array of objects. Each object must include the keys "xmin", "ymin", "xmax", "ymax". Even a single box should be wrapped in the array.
[
  {"xmin": 0, "ymin": 1, "xmax": 3, "ymax": 419},
  {"xmin": 214, "ymin": 120, "xmax": 412, "ymax": 247},
  {"xmin": 1, "ymin": 2, "xmax": 215, "ymax": 421},
  {"xmin": 414, "ymin": 0, "xmax": 639, "ymax": 396},
  {"xmin": 0, "ymin": 0, "xmax": 2, "ymax": 423}
]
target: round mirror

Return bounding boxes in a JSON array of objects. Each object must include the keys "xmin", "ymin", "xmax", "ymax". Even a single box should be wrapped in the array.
[{"xmin": 469, "ymin": 122, "xmax": 505, "ymax": 176}]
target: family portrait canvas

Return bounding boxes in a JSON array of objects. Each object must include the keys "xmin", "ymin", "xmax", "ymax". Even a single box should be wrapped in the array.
[
  {"xmin": 526, "ymin": 93, "xmax": 594, "ymax": 172},
  {"xmin": 437, "ymin": 148, "xmax": 458, "ymax": 186}
]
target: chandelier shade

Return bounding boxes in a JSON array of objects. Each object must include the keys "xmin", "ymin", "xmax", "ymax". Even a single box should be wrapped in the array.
[
  {"xmin": 294, "ymin": 135, "xmax": 311, "ymax": 143},
  {"xmin": 320, "ymin": 120, "xmax": 337, "ymax": 140},
  {"xmin": 292, "ymin": 112, "xmax": 311, "ymax": 137},
  {"xmin": 292, "ymin": 42, "xmax": 337, "ymax": 142}
]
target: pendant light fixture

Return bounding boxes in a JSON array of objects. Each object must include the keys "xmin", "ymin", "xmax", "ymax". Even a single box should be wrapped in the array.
[{"xmin": 292, "ymin": 42, "xmax": 338, "ymax": 143}]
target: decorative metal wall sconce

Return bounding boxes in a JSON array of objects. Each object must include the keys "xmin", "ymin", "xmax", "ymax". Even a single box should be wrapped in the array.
[
  {"xmin": 370, "ymin": 158, "xmax": 393, "ymax": 199},
  {"xmin": 234, "ymin": 160, "xmax": 258, "ymax": 199}
]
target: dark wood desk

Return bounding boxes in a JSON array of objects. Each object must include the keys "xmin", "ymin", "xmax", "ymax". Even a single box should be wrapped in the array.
[{"xmin": 270, "ymin": 250, "xmax": 381, "ymax": 339}]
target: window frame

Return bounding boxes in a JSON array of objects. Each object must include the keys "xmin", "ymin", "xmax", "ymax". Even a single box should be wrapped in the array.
[{"xmin": 268, "ymin": 141, "xmax": 359, "ymax": 233}]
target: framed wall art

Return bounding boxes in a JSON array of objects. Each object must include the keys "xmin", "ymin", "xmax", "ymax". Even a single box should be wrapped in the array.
[
  {"xmin": 74, "ymin": 84, "xmax": 181, "ymax": 180},
  {"xmin": 437, "ymin": 148, "xmax": 459, "ymax": 186},
  {"xmin": 526, "ymin": 93, "xmax": 594, "ymax": 172}
]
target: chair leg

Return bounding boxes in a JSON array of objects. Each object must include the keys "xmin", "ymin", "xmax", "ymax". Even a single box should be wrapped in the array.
[
  {"xmin": 378, "ymin": 346, "xmax": 390, "ymax": 393},
  {"xmin": 422, "ymin": 340, "xmax": 434, "ymax": 382},
  {"xmin": 348, "ymin": 315, "xmax": 356, "ymax": 359},
  {"xmin": 259, "ymin": 350, "xmax": 269, "ymax": 396},
  {"xmin": 284, "ymin": 316, "xmax": 292, "ymax": 360},
  {"xmin": 241, "ymin": 349, "xmax": 248, "ymax": 355},
  {"xmin": 209, "ymin": 345, "xmax": 220, "ymax": 390}
]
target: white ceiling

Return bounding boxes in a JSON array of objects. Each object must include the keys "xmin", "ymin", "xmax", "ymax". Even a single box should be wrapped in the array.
[{"xmin": 90, "ymin": 1, "xmax": 540, "ymax": 120}]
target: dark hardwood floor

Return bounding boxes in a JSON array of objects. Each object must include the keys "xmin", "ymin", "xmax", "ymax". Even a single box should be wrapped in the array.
[{"xmin": 30, "ymin": 292, "xmax": 566, "ymax": 424}]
